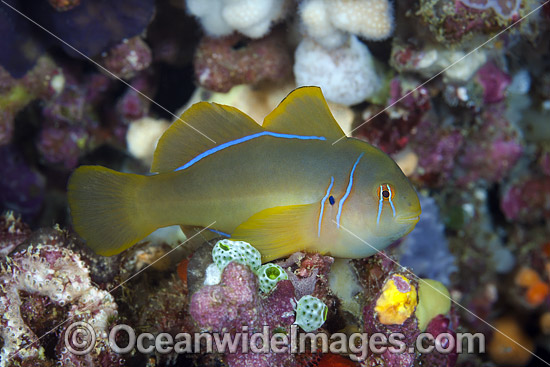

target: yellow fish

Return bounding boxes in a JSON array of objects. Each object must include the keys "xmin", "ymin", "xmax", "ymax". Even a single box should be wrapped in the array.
[{"xmin": 68, "ymin": 87, "xmax": 421, "ymax": 261}]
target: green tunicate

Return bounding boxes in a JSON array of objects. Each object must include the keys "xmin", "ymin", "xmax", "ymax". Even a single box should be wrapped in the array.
[
  {"xmin": 295, "ymin": 295, "xmax": 328, "ymax": 332},
  {"xmin": 415, "ymin": 278, "xmax": 451, "ymax": 331},
  {"xmin": 211, "ymin": 239, "xmax": 261, "ymax": 272},
  {"xmin": 257, "ymin": 263, "xmax": 288, "ymax": 293}
]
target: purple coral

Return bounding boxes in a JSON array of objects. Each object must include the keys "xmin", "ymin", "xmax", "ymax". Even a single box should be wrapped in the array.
[
  {"xmin": 501, "ymin": 177, "xmax": 550, "ymax": 223},
  {"xmin": 100, "ymin": 36, "xmax": 152, "ymax": 80},
  {"xmin": 0, "ymin": 0, "xmax": 154, "ymax": 78},
  {"xmin": 410, "ymin": 119, "xmax": 464, "ymax": 187},
  {"xmin": 476, "ymin": 61, "xmax": 511, "ymax": 104},
  {"xmin": 194, "ymin": 31, "xmax": 292, "ymax": 93},
  {"xmin": 357, "ymin": 78, "xmax": 431, "ymax": 154},
  {"xmin": 190, "ymin": 262, "xmax": 297, "ymax": 367},
  {"xmin": 418, "ymin": 315, "xmax": 458, "ymax": 367},
  {"xmin": 455, "ymin": 105, "xmax": 522, "ymax": 187},
  {"xmin": 37, "ymin": 126, "xmax": 87, "ymax": 169}
]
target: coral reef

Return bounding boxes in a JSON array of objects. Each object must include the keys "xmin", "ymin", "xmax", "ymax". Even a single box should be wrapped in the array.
[
  {"xmin": 0, "ymin": 239, "xmax": 120, "ymax": 366},
  {"xmin": 0, "ymin": 145, "xmax": 46, "ymax": 221},
  {"xmin": 186, "ymin": 0, "xmax": 288, "ymax": 39},
  {"xmin": 299, "ymin": 0, "xmax": 394, "ymax": 48},
  {"xmin": 193, "ymin": 31, "xmax": 292, "ymax": 93},
  {"xmin": 190, "ymin": 262, "xmax": 297, "ymax": 366},
  {"xmin": 1, "ymin": 0, "xmax": 550, "ymax": 366},
  {"xmin": 397, "ymin": 195, "xmax": 457, "ymax": 286},
  {"xmin": 0, "ymin": 211, "xmax": 31, "ymax": 257},
  {"xmin": 294, "ymin": 35, "xmax": 382, "ymax": 105}
]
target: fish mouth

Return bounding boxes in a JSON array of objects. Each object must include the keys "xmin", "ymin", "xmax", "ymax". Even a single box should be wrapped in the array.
[{"xmin": 396, "ymin": 212, "xmax": 421, "ymax": 223}]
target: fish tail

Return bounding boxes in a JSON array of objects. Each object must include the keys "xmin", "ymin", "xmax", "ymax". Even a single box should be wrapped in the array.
[{"xmin": 67, "ymin": 166, "xmax": 155, "ymax": 256}]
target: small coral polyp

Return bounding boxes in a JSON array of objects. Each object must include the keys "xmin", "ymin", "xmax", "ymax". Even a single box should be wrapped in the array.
[{"xmin": 374, "ymin": 274, "xmax": 418, "ymax": 325}]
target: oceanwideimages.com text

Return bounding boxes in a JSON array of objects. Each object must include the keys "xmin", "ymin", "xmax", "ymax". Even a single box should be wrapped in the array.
[{"xmin": 65, "ymin": 322, "xmax": 485, "ymax": 361}]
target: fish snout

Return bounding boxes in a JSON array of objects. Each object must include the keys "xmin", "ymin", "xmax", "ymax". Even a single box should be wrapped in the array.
[{"xmin": 396, "ymin": 212, "xmax": 421, "ymax": 224}]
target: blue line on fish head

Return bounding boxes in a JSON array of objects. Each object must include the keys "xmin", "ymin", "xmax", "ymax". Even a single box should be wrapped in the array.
[{"xmin": 338, "ymin": 141, "xmax": 421, "ymax": 253}]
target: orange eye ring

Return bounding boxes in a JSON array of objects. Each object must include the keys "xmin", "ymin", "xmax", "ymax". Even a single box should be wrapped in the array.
[{"xmin": 378, "ymin": 183, "xmax": 394, "ymax": 201}]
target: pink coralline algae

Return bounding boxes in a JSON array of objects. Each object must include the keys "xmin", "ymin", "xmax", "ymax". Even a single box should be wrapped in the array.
[
  {"xmin": 410, "ymin": 119, "xmax": 465, "ymax": 187},
  {"xmin": 190, "ymin": 262, "xmax": 297, "ymax": 367},
  {"xmin": 357, "ymin": 78, "xmax": 431, "ymax": 154},
  {"xmin": 476, "ymin": 61, "xmax": 511, "ymax": 103},
  {"xmin": 454, "ymin": 106, "xmax": 522, "ymax": 187},
  {"xmin": 194, "ymin": 31, "xmax": 292, "ymax": 93},
  {"xmin": 37, "ymin": 126, "xmax": 87, "ymax": 169},
  {"xmin": 418, "ymin": 314, "xmax": 459, "ymax": 366},
  {"xmin": 100, "ymin": 36, "xmax": 153, "ymax": 80},
  {"xmin": 0, "ymin": 241, "xmax": 121, "ymax": 366},
  {"xmin": 501, "ymin": 177, "xmax": 550, "ymax": 223},
  {"xmin": 115, "ymin": 73, "xmax": 154, "ymax": 124}
]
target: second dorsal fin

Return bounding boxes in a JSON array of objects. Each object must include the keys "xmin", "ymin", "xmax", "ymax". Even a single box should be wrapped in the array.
[
  {"xmin": 151, "ymin": 102, "xmax": 263, "ymax": 173},
  {"xmin": 262, "ymin": 86, "xmax": 346, "ymax": 140}
]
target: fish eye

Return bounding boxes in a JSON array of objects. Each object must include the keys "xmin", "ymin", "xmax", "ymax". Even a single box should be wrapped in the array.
[
  {"xmin": 377, "ymin": 183, "xmax": 394, "ymax": 201},
  {"xmin": 376, "ymin": 183, "xmax": 397, "ymax": 226}
]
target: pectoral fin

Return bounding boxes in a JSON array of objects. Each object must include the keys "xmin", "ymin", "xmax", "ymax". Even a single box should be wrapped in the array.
[{"xmin": 231, "ymin": 204, "xmax": 320, "ymax": 262}]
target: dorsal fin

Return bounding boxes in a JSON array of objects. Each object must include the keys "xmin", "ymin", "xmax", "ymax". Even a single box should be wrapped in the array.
[
  {"xmin": 151, "ymin": 102, "xmax": 263, "ymax": 173},
  {"xmin": 262, "ymin": 86, "xmax": 346, "ymax": 140}
]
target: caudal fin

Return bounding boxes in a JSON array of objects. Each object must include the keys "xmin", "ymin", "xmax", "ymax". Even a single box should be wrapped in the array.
[{"xmin": 67, "ymin": 166, "xmax": 156, "ymax": 256}]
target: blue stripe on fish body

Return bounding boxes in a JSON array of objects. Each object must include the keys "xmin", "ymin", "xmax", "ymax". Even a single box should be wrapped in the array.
[
  {"xmin": 336, "ymin": 153, "xmax": 364, "ymax": 228},
  {"xmin": 318, "ymin": 176, "xmax": 335, "ymax": 237},
  {"xmin": 208, "ymin": 228, "xmax": 231, "ymax": 237},
  {"xmin": 174, "ymin": 132, "xmax": 327, "ymax": 172}
]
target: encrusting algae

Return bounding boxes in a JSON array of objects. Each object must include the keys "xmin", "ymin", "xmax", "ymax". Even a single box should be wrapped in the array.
[{"xmin": 68, "ymin": 87, "xmax": 420, "ymax": 261}]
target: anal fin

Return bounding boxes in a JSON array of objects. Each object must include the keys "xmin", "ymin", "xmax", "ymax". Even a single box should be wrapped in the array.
[{"xmin": 230, "ymin": 204, "xmax": 319, "ymax": 263}]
